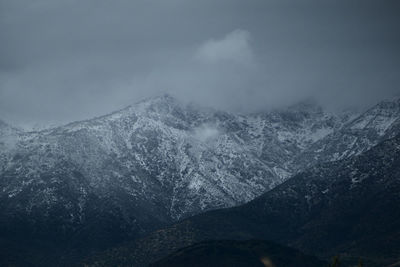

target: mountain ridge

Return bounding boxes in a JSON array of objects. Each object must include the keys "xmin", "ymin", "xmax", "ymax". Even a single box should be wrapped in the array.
[{"xmin": 1, "ymin": 94, "xmax": 400, "ymax": 266}]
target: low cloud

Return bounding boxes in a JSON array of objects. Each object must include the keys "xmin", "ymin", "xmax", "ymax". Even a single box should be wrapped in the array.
[
  {"xmin": 0, "ymin": 0, "xmax": 399, "ymax": 126},
  {"xmin": 193, "ymin": 124, "xmax": 220, "ymax": 142},
  {"xmin": 195, "ymin": 29, "xmax": 254, "ymax": 66}
]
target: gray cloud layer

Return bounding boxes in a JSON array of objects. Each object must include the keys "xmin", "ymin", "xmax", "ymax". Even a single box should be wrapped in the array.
[{"xmin": 1, "ymin": 0, "xmax": 399, "ymax": 126}]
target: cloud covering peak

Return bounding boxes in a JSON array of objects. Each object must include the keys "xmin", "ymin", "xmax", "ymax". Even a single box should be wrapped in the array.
[{"xmin": 0, "ymin": 0, "xmax": 399, "ymax": 126}]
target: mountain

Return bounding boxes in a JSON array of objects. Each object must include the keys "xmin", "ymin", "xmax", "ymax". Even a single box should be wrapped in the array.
[
  {"xmin": 1, "ymin": 95, "xmax": 399, "ymax": 266},
  {"xmin": 149, "ymin": 240, "xmax": 325, "ymax": 267},
  {"xmin": 294, "ymin": 97, "xmax": 400, "ymax": 169},
  {"xmin": 87, "ymin": 132, "xmax": 400, "ymax": 267}
]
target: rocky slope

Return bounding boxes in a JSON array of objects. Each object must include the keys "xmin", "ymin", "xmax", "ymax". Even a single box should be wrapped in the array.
[
  {"xmin": 0, "ymin": 95, "xmax": 399, "ymax": 266},
  {"xmin": 295, "ymin": 97, "xmax": 400, "ymax": 169},
  {"xmin": 88, "ymin": 131, "xmax": 400, "ymax": 267}
]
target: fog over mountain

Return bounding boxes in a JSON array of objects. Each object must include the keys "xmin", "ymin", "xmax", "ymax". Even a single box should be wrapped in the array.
[{"xmin": 1, "ymin": 0, "xmax": 400, "ymax": 127}]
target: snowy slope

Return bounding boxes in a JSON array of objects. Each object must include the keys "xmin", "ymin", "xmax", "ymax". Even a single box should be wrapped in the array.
[
  {"xmin": 295, "ymin": 96, "xmax": 400, "ymax": 168},
  {"xmin": 0, "ymin": 95, "xmax": 399, "ymax": 254},
  {"xmin": 110, "ymin": 129, "xmax": 400, "ymax": 267}
]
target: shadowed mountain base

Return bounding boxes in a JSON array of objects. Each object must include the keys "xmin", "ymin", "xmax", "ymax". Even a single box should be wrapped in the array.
[{"xmin": 150, "ymin": 240, "xmax": 325, "ymax": 267}]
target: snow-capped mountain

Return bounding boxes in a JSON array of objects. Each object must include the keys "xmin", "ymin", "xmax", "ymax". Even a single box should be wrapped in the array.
[
  {"xmin": 0, "ymin": 95, "xmax": 345, "ymax": 223},
  {"xmin": 0, "ymin": 95, "xmax": 399, "ymax": 266},
  {"xmin": 1, "ymin": 95, "xmax": 400, "ymax": 220}
]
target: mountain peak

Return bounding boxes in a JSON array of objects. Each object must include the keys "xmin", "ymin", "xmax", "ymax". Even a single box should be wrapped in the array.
[
  {"xmin": 137, "ymin": 93, "xmax": 179, "ymax": 105},
  {"xmin": 352, "ymin": 95, "xmax": 400, "ymax": 125},
  {"xmin": 130, "ymin": 93, "xmax": 182, "ymax": 113},
  {"xmin": 287, "ymin": 98, "xmax": 323, "ymax": 114},
  {"xmin": 377, "ymin": 95, "xmax": 400, "ymax": 109}
]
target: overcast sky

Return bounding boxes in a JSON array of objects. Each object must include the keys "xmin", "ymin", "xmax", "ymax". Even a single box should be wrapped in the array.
[{"xmin": 1, "ymin": 0, "xmax": 399, "ymax": 126}]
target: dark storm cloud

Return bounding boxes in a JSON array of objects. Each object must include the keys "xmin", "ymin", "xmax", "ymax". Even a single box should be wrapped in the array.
[{"xmin": 0, "ymin": 0, "xmax": 399, "ymax": 126}]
